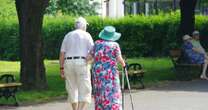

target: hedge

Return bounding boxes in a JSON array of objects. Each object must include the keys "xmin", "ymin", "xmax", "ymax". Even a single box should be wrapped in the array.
[
  {"xmin": 0, "ymin": 17, "xmax": 19, "ymax": 60},
  {"xmin": 0, "ymin": 14, "xmax": 208, "ymax": 60}
]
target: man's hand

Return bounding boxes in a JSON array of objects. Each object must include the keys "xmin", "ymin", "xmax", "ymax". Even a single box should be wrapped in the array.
[
  {"xmin": 59, "ymin": 52, "xmax": 65, "ymax": 80},
  {"xmin": 86, "ymin": 54, "xmax": 94, "ymax": 64},
  {"xmin": 60, "ymin": 68, "xmax": 65, "ymax": 79}
]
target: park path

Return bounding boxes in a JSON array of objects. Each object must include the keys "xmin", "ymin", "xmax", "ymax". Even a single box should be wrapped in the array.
[{"xmin": 1, "ymin": 80, "xmax": 208, "ymax": 110}]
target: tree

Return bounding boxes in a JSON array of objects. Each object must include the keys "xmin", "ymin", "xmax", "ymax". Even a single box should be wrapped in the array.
[
  {"xmin": 15, "ymin": 0, "xmax": 49, "ymax": 90},
  {"xmin": 0, "ymin": 0, "xmax": 16, "ymax": 16},
  {"xmin": 179, "ymin": 0, "xmax": 197, "ymax": 37},
  {"xmin": 46, "ymin": 0, "xmax": 58, "ymax": 15},
  {"xmin": 57, "ymin": 0, "xmax": 99, "ymax": 16}
]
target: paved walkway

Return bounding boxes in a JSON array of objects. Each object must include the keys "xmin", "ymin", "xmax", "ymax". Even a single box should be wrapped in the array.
[{"xmin": 2, "ymin": 80, "xmax": 208, "ymax": 110}]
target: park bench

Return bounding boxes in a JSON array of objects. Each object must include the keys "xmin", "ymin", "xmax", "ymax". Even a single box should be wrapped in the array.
[
  {"xmin": 169, "ymin": 49, "xmax": 203, "ymax": 80},
  {"xmin": 127, "ymin": 63, "xmax": 145, "ymax": 89},
  {"xmin": 0, "ymin": 74, "xmax": 22, "ymax": 106}
]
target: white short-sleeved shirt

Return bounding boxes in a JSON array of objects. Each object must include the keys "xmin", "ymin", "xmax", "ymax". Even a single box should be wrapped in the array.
[{"xmin": 60, "ymin": 29, "xmax": 94, "ymax": 57}]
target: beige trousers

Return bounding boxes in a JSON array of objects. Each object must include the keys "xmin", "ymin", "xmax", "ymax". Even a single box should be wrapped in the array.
[{"xmin": 64, "ymin": 59, "xmax": 92, "ymax": 103}]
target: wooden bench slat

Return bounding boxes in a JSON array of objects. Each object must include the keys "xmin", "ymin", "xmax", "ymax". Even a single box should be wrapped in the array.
[
  {"xmin": 169, "ymin": 49, "xmax": 203, "ymax": 80},
  {"xmin": 0, "ymin": 74, "xmax": 22, "ymax": 106},
  {"xmin": 128, "ymin": 70, "xmax": 145, "ymax": 74},
  {"xmin": 176, "ymin": 64, "xmax": 201, "ymax": 67},
  {"xmin": 0, "ymin": 83, "xmax": 22, "ymax": 88},
  {"xmin": 172, "ymin": 57, "xmax": 178, "ymax": 61},
  {"xmin": 170, "ymin": 49, "xmax": 202, "ymax": 67}
]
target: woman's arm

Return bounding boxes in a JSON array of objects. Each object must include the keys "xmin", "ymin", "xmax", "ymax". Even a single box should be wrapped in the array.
[
  {"xmin": 192, "ymin": 47, "xmax": 205, "ymax": 54},
  {"xmin": 117, "ymin": 55, "xmax": 126, "ymax": 67},
  {"xmin": 185, "ymin": 42, "xmax": 203, "ymax": 54}
]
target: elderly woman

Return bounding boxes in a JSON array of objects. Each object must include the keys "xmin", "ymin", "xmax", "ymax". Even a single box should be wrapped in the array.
[
  {"xmin": 89, "ymin": 26, "xmax": 125, "ymax": 110},
  {"xmin": 182, "ymin": 35, "xmax": 208, "ymax": 80}
]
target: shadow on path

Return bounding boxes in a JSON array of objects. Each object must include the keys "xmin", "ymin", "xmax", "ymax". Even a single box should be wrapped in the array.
[{"xmin": 146, "ymin": 80, "xmax": 208, "ymax": 93}]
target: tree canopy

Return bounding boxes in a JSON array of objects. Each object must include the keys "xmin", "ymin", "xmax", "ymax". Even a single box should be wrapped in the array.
[
  {"xmin": 0, "ymin": 0, "xmax": 16, "ymax": 16},
  {"xmin": 46, "ymin": 0, "xmax": 99, "ymax": 16}
]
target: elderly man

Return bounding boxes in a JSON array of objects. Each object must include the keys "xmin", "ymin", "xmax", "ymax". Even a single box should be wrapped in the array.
[
  {"xmin": 190, "ymin": 31, "xmax": 208, "ymax": 79},
  {"xmin": 191, "ymin": 31, "xmax": 208, "ymax": 59},
  {"xmin": 59, "ymin": 17, "xmax": 94, "ymax": 110}
]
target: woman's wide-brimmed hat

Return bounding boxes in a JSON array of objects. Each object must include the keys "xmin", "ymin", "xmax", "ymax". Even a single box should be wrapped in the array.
[{"xmin": 99, "ymin": 26, "xmax": 121, "ymax": 41}]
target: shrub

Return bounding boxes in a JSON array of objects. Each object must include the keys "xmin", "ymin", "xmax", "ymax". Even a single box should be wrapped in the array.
[
  {"xmin": 0, "ymin": 14, "xmax": 208, "ymax": 60},
  {"xmin": 0, "ymin": 17, "xmax": 19, "ymax": 60}
]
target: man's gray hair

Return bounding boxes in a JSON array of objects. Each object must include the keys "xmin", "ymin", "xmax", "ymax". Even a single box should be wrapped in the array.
[
  {"xmin": 75, "ymin": 22, "xmax": 86, "ymax": 30},
  {"xmin": 74, "ymin": 17, "xmax": 88, "ymax": 30}
]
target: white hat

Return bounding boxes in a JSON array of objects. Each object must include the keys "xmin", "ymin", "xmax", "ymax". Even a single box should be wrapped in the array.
[
  {"xmin": 75, "ymin": 17, "xmax": 88, "ymax": 25},
  {"xmin": 183, "ymin": 35, "xmax": 191, "ymax": 41},
  {"xmin": 192, "ymin": 30, "xmax": 199, "ymax": 36}
]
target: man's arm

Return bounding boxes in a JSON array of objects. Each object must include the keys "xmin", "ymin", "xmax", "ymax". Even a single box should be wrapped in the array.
[
  {"xmin": 86, "ymin": 33, "xmax": 94, "ymax": 64},
  {"xmin": 59, "ymin": 52, "xmax": 65, "ymax": 79},
  {"xmin": 59, "ymin": 34, "xmax": 68, "ymax": 79}
]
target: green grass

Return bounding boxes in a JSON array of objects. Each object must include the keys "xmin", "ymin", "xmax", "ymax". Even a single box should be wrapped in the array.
[
  {"xmin": 127, "ymin": 58, "xmax": 176, "ymax": 86},
  {"xmin": 0, "ymin": 60, "xmax": 66, "ymax": 104},
  {"xmin": 0, "ymin": 58, "xmax": 176, "ymax": 104}
]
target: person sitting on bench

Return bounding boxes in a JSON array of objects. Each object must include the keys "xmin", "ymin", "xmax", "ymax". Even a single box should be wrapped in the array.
[
  {"xmin": 191, "ymin": 30, "xmax": 208, "ymax": 60},
  {"xmin": 182, "ymin": 35, "xmax": 208, "ymax": 80}
]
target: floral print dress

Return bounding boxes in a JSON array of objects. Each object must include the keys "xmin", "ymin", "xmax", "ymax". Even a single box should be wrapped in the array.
[
  {"xmin": 183, "ymin": 41, "xmax": 205, "ymax": 64},
  {"xmin": 91, "ymin": 39, "xmax": 122, "ymax": 110}
]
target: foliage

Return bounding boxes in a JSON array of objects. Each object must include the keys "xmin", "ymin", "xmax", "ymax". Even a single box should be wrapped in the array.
[
  {"xmin": 0, "ymin": 0, "xmax": 16, "ymax": 17},
  {"xmin": 41, "ymin": 13, "xmax": 181, "ymax": 58},
  {"xmin": 46, "ymin": 0, "xmax": 59, "ymax": 15},
  {"xmin": 0, "ymin": 17, "xmax": 19, "ymax": 60},
  {"xmin": 1, "ymin": 14, "xmax": 208, "ymax": 60},
  {"xmin": 46, "ymin": 0, "xmax": 99, "ymax": 16},
  {"xmin": 57, "ymin": 0, "xmax": 99, "ymax": 16}
]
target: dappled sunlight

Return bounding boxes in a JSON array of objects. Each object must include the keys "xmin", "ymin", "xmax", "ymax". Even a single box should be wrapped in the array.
[{"xmin": 0, "ymin": 61, "xmax": 20, "ymax": 73}]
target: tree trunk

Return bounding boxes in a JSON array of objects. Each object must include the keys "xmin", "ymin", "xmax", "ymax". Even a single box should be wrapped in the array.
[
  {"xmin": 15, "ymin": 0, "xmax": 49, "ymax": 90},
  {"xmin": 179, "ymin": 0, "xmax": 197, "ymax": 37},
  {"xmin": 173, "ymin": 0, "xmax": 177, "ymax": 11}
]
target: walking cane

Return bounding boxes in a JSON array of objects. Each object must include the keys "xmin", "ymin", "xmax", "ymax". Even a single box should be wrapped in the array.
[
  {"xmin": 122, "ymin": 66, "xmax": 125, "ymax": 109},
  {"xmin": 122, "ymin": 65, "xmax": 135, "ymax": 110}
]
